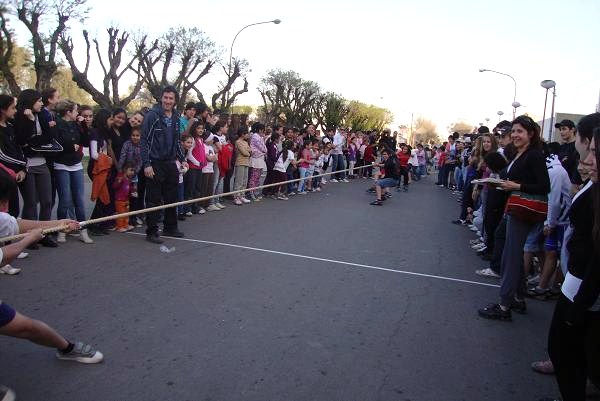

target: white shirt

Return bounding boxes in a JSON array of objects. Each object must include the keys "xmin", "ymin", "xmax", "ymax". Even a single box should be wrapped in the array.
[
  {"xmin": 202, "ymin": 145, "xmax": 215, "ymax": 173},
  {"xmin": 274, "ymin": 150, "xmax": 295, "ymax": 173}
]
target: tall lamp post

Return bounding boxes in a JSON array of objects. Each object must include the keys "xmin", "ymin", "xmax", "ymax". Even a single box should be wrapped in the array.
[
  {"xmin": 226, "ymin": 19, "xmax": 281, "ymax": 110},
  {"xmin": 497, "ymin": 110, "xmax": 504, "ymax": 122},
  {"xmin": 479, "ymin": 68, "xmax": 518, "ymax": 119},
  {"xmin": 540, "ymin": 80, "xmax": 556, "ymax": 141}
]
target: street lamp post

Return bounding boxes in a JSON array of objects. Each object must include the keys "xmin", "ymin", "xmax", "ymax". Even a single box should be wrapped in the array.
[
  {"xmin": 226, "ymin": 19, "xmax": 281, "ymax": 111},
  {"xmin": 479, "ymin": 68, "xmax": 518, "ymax": 119},
  {"xmin": 497, "ymin": 110, "xmax": 504, "ymax": 122},
  {"xmin": 540, "ymin": 80, "xmax": 556, "ymax": 141}
]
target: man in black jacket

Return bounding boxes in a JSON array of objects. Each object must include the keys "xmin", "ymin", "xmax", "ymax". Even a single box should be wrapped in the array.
[{"xmin": 141, "ymin": 86, "xmax": 187, "ymax": 244}]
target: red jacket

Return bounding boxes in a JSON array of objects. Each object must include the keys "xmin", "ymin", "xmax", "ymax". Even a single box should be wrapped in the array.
[
  {"xmin": 396, "ymin": 151, "xmax": 410, "ymax": 168},
  {"xmin": 217, "ymin": 143, "xmax": 234, "ymax": 178}
]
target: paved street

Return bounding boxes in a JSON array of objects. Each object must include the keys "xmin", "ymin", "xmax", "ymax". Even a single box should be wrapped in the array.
[{"xmin": 0, "ymin": 176, "xmax": 558, "ymax": 401}]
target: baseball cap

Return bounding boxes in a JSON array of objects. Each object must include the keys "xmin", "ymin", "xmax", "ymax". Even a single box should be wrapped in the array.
[{"xmin": 554, "ymin": 119, "xmax": 576, "ymax": 130}]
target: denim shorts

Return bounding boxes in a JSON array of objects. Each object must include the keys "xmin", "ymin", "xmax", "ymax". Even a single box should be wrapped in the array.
[
  {"xmin": 524, "ymin": 222, "xmax": 544, "ymax": 253},
  {"xmin": 544, "ymin": 225, "xmax": 565, "ymax": 252},
  {"xmin": 0, "ymin": 301, "xmax": 16, "ymax": 328},
  {"xmin": 376, "ymin": 178, "xmax": 399, "ymax": 188}
]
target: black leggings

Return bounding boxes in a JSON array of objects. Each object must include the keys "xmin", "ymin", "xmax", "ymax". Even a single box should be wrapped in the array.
[{"xmin": 397, "ymin": 166, "xmax": 409, "ymax": 187}]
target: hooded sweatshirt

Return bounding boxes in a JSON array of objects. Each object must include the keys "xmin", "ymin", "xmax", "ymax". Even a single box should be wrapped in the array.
[{"xmin": 544, "ymin": 154, "xmax": 572, "ymax": 228}]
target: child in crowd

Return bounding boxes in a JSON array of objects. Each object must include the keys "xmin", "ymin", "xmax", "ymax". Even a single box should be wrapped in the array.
[
  {"xmin": 347, "ymin": 136, "xmax": 357, "ymax": 178},
  {"xmin": 177, "ymin": 134, "xmax": 193, "ymax": 218},
  {"xmin": 233, "ymin": 129, "xmax": 251, "ymax": 205},
  {"xmin": 183, "ymin": 121, "xmax": 206, "ymax": 217},
  {"xmin": 112, "ymin": 162, "xmax": 137, "ymax": 232},
  {"xmin": 200, "ymin": 132, "xmax": 218, "ymax": 211},
  {"xmin": 297, "ymin": 140, "xmax": 313, "ymax": 194},
  {"xmin": 320, "ymin": 143, "xmax": 332, "ymax": 184},
  {"xmin": 310, "ymin": 140, "xmax": 321, "ymax": 191},
  {"xmin": 273, "ymin": 140, "xmax": 297, "ymax": 200},
  {"xmin": 118, "ymin": 127, "xmax": 143, "ymax": 226}
]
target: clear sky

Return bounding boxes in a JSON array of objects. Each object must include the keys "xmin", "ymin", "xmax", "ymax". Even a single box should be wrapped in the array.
[{"xmin": 11, "ymin": 0, "xmax": 600, "ymax": 133}]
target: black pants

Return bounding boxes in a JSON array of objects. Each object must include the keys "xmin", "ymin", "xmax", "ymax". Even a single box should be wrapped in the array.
[
  {"xmin": 484, "ymin": 205, "xmax": 504, "ymax": 256},
  {"xmin": 489, "ymin": 216, "xmax": 506, "ymax": 275},
  {"xmin": 548, "ymin": 295, "xmax": 600, "ymax": 401},
  {"xmin": 459, "ymin": 183, "xmax": 474, "ymax": 220},
  {"xmin": 145, "ymin": 161, "xmax": 179, "ymax": 236},
  {"xmin": 397, "ymin": 166, "xmax": 409, "ymax": 187}
]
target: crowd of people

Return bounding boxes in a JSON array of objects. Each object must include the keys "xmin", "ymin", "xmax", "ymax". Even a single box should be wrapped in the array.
[
  {"xmin": 428, "ymin": 114, "xmax": 599, "ymax": 401},
  {"xmin": 0, "ymin": 83, "xmax": 598, "ymax": 401}
]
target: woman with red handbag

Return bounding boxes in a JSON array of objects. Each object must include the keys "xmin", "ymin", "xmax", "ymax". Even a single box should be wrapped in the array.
[{"xmin": 478, "ymin": 115, "xmax": 550, "ymax": 321}]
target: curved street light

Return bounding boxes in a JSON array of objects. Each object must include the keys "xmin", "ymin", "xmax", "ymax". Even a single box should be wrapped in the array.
[
  {"xmin": 540, "ymin": 80, "xmax": 556, "ymax": 141},
  {"xmin": 479, "ymin": 68, "xmax": 518, "ymax": 119},
  {"xmin": 226, "ymin": 19, "xmax": 281, "ymax": 110}
]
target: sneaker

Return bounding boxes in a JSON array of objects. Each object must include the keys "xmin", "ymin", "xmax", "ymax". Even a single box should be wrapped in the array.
[
  {"xmin": 531, "ymin": 359, "xmax": 554, "ymax": 375},
  {"xmin": 241, "ymin": 197, "xmax": 251, "ymax": 204},
  {"xmin": 116, "ymin": 227, "xmax": 129, "ymax": 233},
  {"xmin": 197, "ymin": 208, "xmax": 206, "ymax": 214},
  {"xmin": 330, "ymin": 179, "xmax": 338, "ymax": 183},
  {"xmin": 185, "ymin": 212, "xmax": 193, "ymax": 217},
  {"xmin": 321, "ymin": 179, "xmax": 327, "ymax": 184},
  {"xmin": 57, "ymin": 232, "xmax": 67, "ymax": 243},
  {"xmin": 470, "ymin": 239, "xmax": 482, "ymax": 245},
  {"xmin": 0, "ymin": 265, "xmax": 21, "ymax": 275},
  {"xmin": 288, "ymin": 192, "xmax": 296, "ymax": 196},
  {"xmin": 342, "ymin": 179, "xmax": 350, "ymax": 183},
  {"xmin": 162, "ymin": 229, "xmax": 184, "ymax": 238},
  {"xmin": 216, "ymin": 203, "xmax": 226, "ymax": 209},
  {"xmin": 56, "ymin": 342, "xmax": 104, "ymax": 364},
  {"xmin": 370, "ymin": 199, "xmax": 383, "ymax": 206},
  {"xmin": 315, "ymin": 187, "xmax": 321, "ymax": 192},
  {"xmin": 452, "ymin": 219, "xmax": 466, "ymax": 225},
  {"xmin": 472, "ymin": 243, "xmax": 487, "ymax": 250},
  {"xmin": 0, "ymin": 385, "xmax": 16, "ymax": 401},
  {"xmin": 253, "ymin": 197, "xmax": 262, "ymax": 202},
  {"xmin": 478, "ymin": 303, "xmax": 512, "ymax": 321},
  {"xmin": 206, "ymin": 204, "xmax": 221, "ymax": 212},
  {"xmin": 384, "ymin": 192, "xmax": 392, "ymax": 199},
  {"xmin": 403, "ymin": 185, "xmax": 408, "ymax": 192},
  {"xmin": 233, "ymin": 198, "xmax": 243, "ymax": 205},
  {"xmin": 277, "ymin": 195, "xmax": 289, "ymax": 200},
  {"xmin": 366, "ymin": 188, "xmax": 376, "ymax": 193},
  {"xmin": 298, "ymin": 191, "xmax": 307, "ymax": 195},
  {"xmin": 17, "ymin": 252, "xmax": 28, "ymax": 259},
  {"xmin": 79, "ymin": 229, "xmax": 94, "ymax": 244},
  {"xmin": 475, "ymin": 268, "xmax": 500, "ymax": 278},
  {"xmin": 526, "ymin": 286, "xmax": 550, "ymax": 299}
]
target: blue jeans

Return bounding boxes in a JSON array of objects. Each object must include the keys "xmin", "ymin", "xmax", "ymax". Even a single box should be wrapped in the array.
[
  {"xmin": 54, "ymin": 168, "xmax": 86, "ymax": 221},
  {"xmin": 454, "ymin": 166, "xmax": 463, "ymax": 192},
  {"xmin": 297, "ymin": 167, "xmax": 310, "ymax": 192},
  {"xmin": 331, "ymin": 154, "xmax": 345, "ymax": 180}
]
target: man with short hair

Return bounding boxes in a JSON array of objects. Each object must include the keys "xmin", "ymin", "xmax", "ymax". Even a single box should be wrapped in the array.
[
  {"xmin": 141, "ymin": 86, "xmax": 187, "ymax": 244},
  {"xmin": 554, "ymin": 119, "xmax": 581, "ymax": 186}
]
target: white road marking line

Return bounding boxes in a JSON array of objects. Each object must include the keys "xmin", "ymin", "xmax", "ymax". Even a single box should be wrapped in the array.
[{"xmin": 129, "ymin": 233, "xmax": 500, "ymax": 288}]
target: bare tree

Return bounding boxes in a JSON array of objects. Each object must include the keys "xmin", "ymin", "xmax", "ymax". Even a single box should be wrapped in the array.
[
  {"xmin": 14, "ymin": 0, "xmax": 89, "ymax": 90},
  {"xmin": 135, "ymin": 26, "xmax": 219, "ymax": 109},
  {"xmin": 60, "ymin": 27, "xmax": 153, "ymax": 109},
  {"xmin": 211, "ymin": 57, "xmax": 249, "ymax": 111},
  {"xmin": 0, "ymin": 3, "xmax": 20, "ymax": 94}
]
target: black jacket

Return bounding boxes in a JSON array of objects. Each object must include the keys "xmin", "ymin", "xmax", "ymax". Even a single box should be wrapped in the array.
[
  {"xmin": 567, "ymin": 182, "xmax": 600, "ymax": 309},
  {"xmin": 0, "ymin": 122, "xmax": 26, "ymax": 172},
  {"xmin": 507, "ymin": 147, "xmax": 550, "ymax": 195},
  {"xmin": 54, "ymin": 117, "xmax": 82, "ymax": 166},
  {"xmin": 14, "ymin": 111, "xmax": 53, "ymax": 160},
  {"xmin": 140, "ymin": 105, "xmax": 184, "ymax": 168}
]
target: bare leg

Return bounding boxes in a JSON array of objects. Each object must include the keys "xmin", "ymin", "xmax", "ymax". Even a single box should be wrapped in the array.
[
  {"xmin": 375, "ymin": 185, "xmax": 382, "ymax": 200},
  {"xmin": 0, "ymin": 311, "xmax": 69, "ymax": 349},
  {"xmin": 539, "ymin": 250, "xmax": 558, "ymax": 289},
  {"xmin": 523, "ymin": 251, "xmax": 535, "ymax": 277}
]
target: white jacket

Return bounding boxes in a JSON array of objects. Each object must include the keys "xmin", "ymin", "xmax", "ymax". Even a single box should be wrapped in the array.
[{"xmin": 545, "ymin": 154, "xmax": 572, "ymax": 228}]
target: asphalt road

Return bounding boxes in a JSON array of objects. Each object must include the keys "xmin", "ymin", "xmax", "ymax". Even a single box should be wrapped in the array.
[{"xmin": 0, "ymin": 175, "xmax": 559, "ymax": 401}]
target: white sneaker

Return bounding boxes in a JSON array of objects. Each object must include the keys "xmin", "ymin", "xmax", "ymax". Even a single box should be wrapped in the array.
[
  {"xmin": 185, "ymin": 212, "xmax": 193, "ymax": 217},
  {"xmin": 342, "ymin": 179, "xmax": 350, "ymax": 183},
  {"xmin": 198, "ymin": 208, "xmax": 206, "ymax": 214},
  {"xmin": 475, "ymin": 268, "xmax": 500, "ymax": 278},
  {"xmin": 57, "ymin": 232, "xmax": 67, "ymax": 243},
  {"xmin": 216, "ymin": 203, "xmax": 226, "ymax": 209},
  {"xmin": 322, "ymin": 179, "xmax": 327, "ymax": 184},
  {"xmin": 17, "ymin": 252, "xmax": 28, "ymax": 259},
  {"xmin": 472, "ymin": 243, "xmax": 487, "ymax": 250},
  {"xmin": 79, "ymin": 229, "xmax": 94, "ymax": 244},
  {"xmin": 234, "ymin": 199, "xmax": 242, "ymax": 206},
  {"xmin": 206, "ymin": 204, "xmax": 220, "ymax": 212},
  {"xmin": 470, "ymin": 226, "xmax": 479, "ymax": 232},
  {"xmin": 241, "ymin": 198, "xmax": 251, "ymax": 204},
  {"xmin": 0, "ymin": 264, "xmax": 21, "ymax": 275},
  {"xmin": 330, "ymin": 179, "xmax": 338, "ymax": 183}
]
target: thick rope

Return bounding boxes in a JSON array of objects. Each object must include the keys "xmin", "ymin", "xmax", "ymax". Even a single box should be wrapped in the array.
[{"xmin": 0, "ymin": 163, "xmax": 375, "ymax": 243}]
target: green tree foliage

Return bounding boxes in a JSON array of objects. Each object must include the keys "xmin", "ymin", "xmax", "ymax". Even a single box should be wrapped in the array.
[
  {"xmin": 231, "ymin": 104, "xmax": 253, "ymax": 115},
  {"xmin": 345, "ymin": 100, "xmax": 393, "ymax": 132},
  {"xmin": 0, "ymin": 43, "xmax": 35, "ymax": 94},
  {"xmin": 50, "ymin": 65, "xmax": 92, "ymax": 105},
  {"xmin": 258, "ymin": 69, "xmax": 320, "ymax": 127}
]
